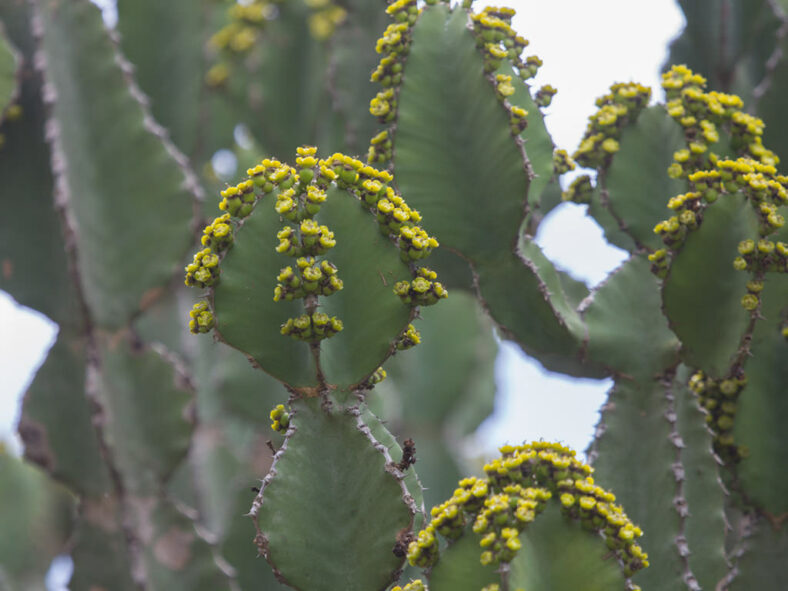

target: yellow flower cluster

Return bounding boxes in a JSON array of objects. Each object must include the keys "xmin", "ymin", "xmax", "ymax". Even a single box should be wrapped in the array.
[
  {"xmin": 688, "ymin": 371, "xmax": 747, "ymax": 463},
  {"xmin": 188, "ymin": 301, "xmax": 214, "ymax": 335},
  {"xmin": 391, "ymin": 580, "xmax": 425, "ymax": 591},
  {"xmin": 653, "ymin": 65, "xmax": 788, "ymax": 295},
  {"xmin": 662, "ymin": 64, "xmax": 776, "ymax": 183},
  {"xmin": 552, "ymin": 149, "xmax": 576, "ymax": 176},
  {"xmin": 534, "ymin": 84, "xmax": 557, "ymax": 108},
  {"xmin": 186, "ymin": 145, "xmax": 444, "ymax": 343},
  {"xmin": 184, "ymin": 248, "xmax": 220, "ymax": 289},
  {"xmin": 468, "ymin": 5, "xmax": 556, "ymax": 140},
  {"xmin": 368, "ymin": 130, "xmax": 392, "ymax": 165},
  {"xmin": 367, "ymin": 2, "xmax": 418, "ymax": 161},
  {"xmin": 573, "ymin": 82, "xmax": 652, "ymax": 169},
  {"xmin": 394, "ymin": 268, "xmax": 448, "ymax": 307},
  {"xmin": 201, "ymin": 213, "xmax": 234, "ymax": 251},
  {"xmin": 219, "ymin": 179, "xmax": 257, "ymax": 218},
  {"xmin": 274, "ymin": 257, "xmax": 342, "ymax": 302},
  {"xmin": 734, "ymin": 237, "xmax": 788, "ymax": 277},
  {"xmin": 396, "ymin": 324, "xmax": 421, "ymax": 351},
  {"xmin": 280, "ymin": 312, "xmax": 343, "ymax": 341},
  {"xmin": 406, "ymin": 442, "xmax": 648, "ymax": 581},
  {"xmin": 269, "ymin": 147, "xmax": 345, "ymax": 343},
  {"xmin": 269, "ymin": 404, "xmax": 290, "ymax": 432},
  {"xmin": 363, "ymin": 366, "xmax": 387, "ymax": 388},
  {"xmin": 561, "ymin": 174, "xmax": 593, "ymax": 204}
]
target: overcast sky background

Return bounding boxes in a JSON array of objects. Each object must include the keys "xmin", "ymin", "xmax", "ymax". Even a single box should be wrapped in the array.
[{"xmin": 0, "ymin": 1, "xmax": 685, "ymax": 464}]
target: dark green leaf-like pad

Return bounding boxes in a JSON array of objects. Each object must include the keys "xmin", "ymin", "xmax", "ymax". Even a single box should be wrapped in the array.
[
  {"xmin": 252, "ymin": 398, "xmax": 415, "ymax": 591},
  {"xmin": 428, "ymin": 505, "xmax": 626, "ymax": 590},
  {"xmin": 509, "ymin": 504, "xmax": 627, "ymax": 590},
  {"xmin": 734, "ymin": 274, "xmax": 788, "ymax": 514},
  {"xmin": 394, "ymin": 5, "xmax": 530, "ymax": 262},
  {"xmin": 378, "ymin": 291, "xmax": 496, "ymax": 426},
  {"xmin": 221, "ymin": 483, "xmax": 290, "ymax": 590},
  {"xmin": 602, "ymin": 105, "xmax": 686, "ymax": 251},
  {"xmin": 590, "ymin": 372, "xmax": 728, "ymax": 589},
  {"xmin": 92, "ymin": 335, "xmax": 194, "ymax": 495},
  {"xmin": 18, "ymin": 334, "xmax": 112, "ymax": 497},
  {"xmin": 590, "ymin": 379, "xmax": 685, "ymax": 590},
  {"xmin": 34, "ymin": 0, "xmax": 197, "ymax": 328},
  {"xmin": 315, "ymin": 190, "xmax": 414, "ymax": 388},
  {"xmin": 583, "ymin": 254, "xmax": 679, "ymax": 377},
  {"xmin": 729, "ymin": 516, "xmax": 788, "ymax": 590},
  {"xmin": 426, "ymin": 529, "xmax": 497, "ymax": 591},
  {"xmin": 662, "ymin": 193, "xmax": 757, "ymax": 377},
  {"xmin": 0, "ymin": 0, "xmax": 75, "ymax": 325}
]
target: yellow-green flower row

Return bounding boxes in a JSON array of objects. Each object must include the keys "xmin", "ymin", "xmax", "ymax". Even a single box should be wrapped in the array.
[
  {"xmin": 406, "ymin": 442, "xmax": 647, "ymax": 581},
  {"xmin": 469, "ymin": 5, "xmax": 559, "ymax": 140},
  {"xmin": 573, "ymin": 82, "xmax": 652, "ymax": 170},
  {"xmin": 662, "ymin": 64, "xmax": 777, "ymax": 186},
  {"xmin": 394, "ymin": 268, "xmax": 448, "ymax": 307},
  {"xmin": 186, "ymin": 144, "xmax": 443, "ymax": 344},
  {"xmin": 688, "ymin": 371, "xmax": 747, "ymax": 464},
  {"xmin": 280, "ymin": 312, "xmax": 343, "ymax": 342}
]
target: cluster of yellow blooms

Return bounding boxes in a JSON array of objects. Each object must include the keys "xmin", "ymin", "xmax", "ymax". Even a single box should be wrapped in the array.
[
  {"xmin": 188, "ymin": 301, "xmax": 214, "ymax": 335},
  {"xmin": 650, "ymin": 66, "xmax": 787, "ymax": 294},
  {"xmin": 562, "ymin": 174, "xmax": 593, "ymax": 205},
  {"xmin": 572, "ymin": 82, "xmax": 652, "ymax": 171},
  {"xmin": 368, "ymin": 3, "xmax": 555, "ymax": 163},
  {"xmin": 396, "ymin": 323, "xmax": 421, "ymax": 351},
  {"xmin": 552, "ymin": 148, "xmax": 576, "ymax": 176},
  {"xmin": 393, "ymin": 267, "xmax": 448, "ymax": 307},
  {"xmin": 688, "ymin": 371, "xmax": 747, "ymax": 463},
  {"xmin": 280, "ymin": 311, "xmax": 344, "ymax": 341},
  {"xmin": 268, "ymin": 403, "xmax": 291, "ymax": 432},
  {"xmin": 406, "ymin": 442, "xmax": 648, "ymax": 587},
  {"xmin": 367, "ymin": 0, "xmax": 419, "ymax": 163},
  {"xmin": 469, "ymin": 5, "xmax": 557, "ymax": 136},
  {"xmin": 391, "ymin": 580, "xmax": 426, "ymax": 591},
  {"xmin": 271, "ymin": 146, "xmax": 342, "ymax": 342},
  {"xmin": 185, "ymin": 145, "xmax": 444, "ymax": 342}
]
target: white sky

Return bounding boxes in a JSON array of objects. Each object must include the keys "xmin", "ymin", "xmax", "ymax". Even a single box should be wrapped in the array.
[{"xmin": 0, "ymin": 1, "xmax": 685, "ymax": 462}]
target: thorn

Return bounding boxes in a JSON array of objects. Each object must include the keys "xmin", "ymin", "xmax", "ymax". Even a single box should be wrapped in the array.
[{"xmin": 266, "ymin": 440, "xmax": 277, "ymax": 455}]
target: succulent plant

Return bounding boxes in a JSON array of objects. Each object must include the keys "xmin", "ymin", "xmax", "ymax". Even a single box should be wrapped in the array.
[{"xmin": 1, "ymin": 0, "xmax": 786, "ymax": 590}]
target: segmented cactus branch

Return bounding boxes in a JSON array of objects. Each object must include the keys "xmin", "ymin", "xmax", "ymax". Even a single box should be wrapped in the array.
[{"xmin": 186, "ymin": 145, "xmax": 445, "ymax": 391}]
